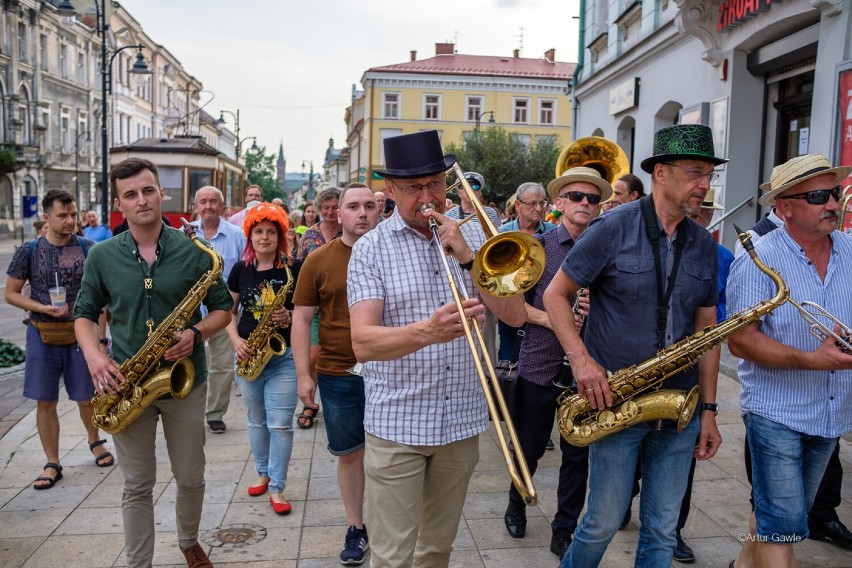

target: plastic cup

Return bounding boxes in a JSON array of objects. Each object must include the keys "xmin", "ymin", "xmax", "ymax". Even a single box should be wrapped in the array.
[{"xmin": 49, "ymin": 286, "xmax": 66, "ymax": 308}]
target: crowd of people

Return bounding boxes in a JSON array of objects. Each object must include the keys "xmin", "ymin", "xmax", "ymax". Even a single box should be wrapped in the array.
[{"xmin": 3, "ymin": 124, "xmax": 851, "ymax": 568}]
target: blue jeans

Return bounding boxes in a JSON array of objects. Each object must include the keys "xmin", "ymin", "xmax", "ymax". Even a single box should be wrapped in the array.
[
  {"xmin": 317, "ymin": 372, "xmax": 365, "ymax": 456},
  {"xmin": 236, "ymin": 351, "xmax": 298, "ymax": 494},
  {"xmin": 744, "ymin": 412, "xmax": 836, "ymax": 542},
  {"xmin": 560, "ymin": 414, "xmax": 700, "ymax": 568}
]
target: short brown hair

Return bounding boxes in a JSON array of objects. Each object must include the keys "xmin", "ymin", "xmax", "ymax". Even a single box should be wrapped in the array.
[
  {"xmin": 110, "ymin": 158, "xmax": 160, "ymax": 200},
  {"xmin": 42, "ymin": 189, "xmax": 76, "ymax": 213},
  {"xmin": 314, "ymin": 187, "xmax": 342, "ymax": 210}
]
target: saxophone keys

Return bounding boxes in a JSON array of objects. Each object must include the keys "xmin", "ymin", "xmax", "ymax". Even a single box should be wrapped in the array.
[{"xmin": 597, "ymin": 409, "xmax": 617, "ymax": 429}]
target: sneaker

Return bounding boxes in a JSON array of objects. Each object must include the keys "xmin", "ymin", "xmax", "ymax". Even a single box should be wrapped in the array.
[
  {"xmin": 340, "ymin": 525, "xmax": 369, "ymax": 565},
  {"xmin": 545, "ymin": 437, "xmax": 555, "ymax": 450},
  {"xmin": 207, "ymin": 420, "xmax": 226, "ymax": 433}
]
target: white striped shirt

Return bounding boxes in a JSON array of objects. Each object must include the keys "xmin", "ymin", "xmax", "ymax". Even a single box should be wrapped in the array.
[
  {"xmin": 347, "ymin": 210, "xmax": 488, "ymax": 446},
  {"xmin": 727, "ymin": 227, "xmax": 852, "ymax": 438}
]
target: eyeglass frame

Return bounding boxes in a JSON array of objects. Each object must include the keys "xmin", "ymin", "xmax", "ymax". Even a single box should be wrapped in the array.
[
  {"xmin": 661, "ymin": 162, "xmax": 720, "ymax": 184},
  {"xmin": 558, "ymin": 191, "xmax": 603, "ymax": 205},
  {"xmin": 777, "ymin": 185, "xmax": 842, "ymax": 206},
  {"xmin": 516, "ymin": 197, "xmax": 548, "ymax": 208},
  {"xmin": 390, "ymin": 178, "xmax": 447, "ymax": 196}
]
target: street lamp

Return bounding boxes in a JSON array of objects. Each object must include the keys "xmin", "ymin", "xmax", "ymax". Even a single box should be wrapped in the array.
[
  {"xmin": 75, "ymin": 130, "xmax": 92, "ymax": 206},
  {"xmin": 216, "ymin": 109, "xmax": 242, "ymax": 156},
  {"xmin": 238, "ymin": 136, "xmax": 258, "ymax": 158},
  {"xmin": 57, "ymin": 0, "xmax": 153, "ymax": 226},
  {"xmin": 475, "ymin": 110, "xmax": 496, "ymax": 130},
  {"xmin": 301, "ymin": 160, "xmax": 315, "ymax": 201}
]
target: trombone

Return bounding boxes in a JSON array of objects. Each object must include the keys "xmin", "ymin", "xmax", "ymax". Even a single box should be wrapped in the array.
[
  {"xmin": 423, "ymin": 162, "xmax": 545, "ymax": 505},
  {"xmin": 790, "ymin": 298, "xmax": 851, "ymax": 354},
  {"xmin": 839, "ymin": 184, "xmax": 852, "ymax": 232}
]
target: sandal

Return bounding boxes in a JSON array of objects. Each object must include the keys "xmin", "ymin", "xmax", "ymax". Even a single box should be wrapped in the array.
[
  {"xmin": 89, "ymin": 439, "xmax": 115, "ymax": 467},
  {"xmin": 296, "ymin": 406, "xmax": 318, "ymax": 429},
  {"xmin": 33, "ymin": 462, "xmax": 63, "ymax": 490}
]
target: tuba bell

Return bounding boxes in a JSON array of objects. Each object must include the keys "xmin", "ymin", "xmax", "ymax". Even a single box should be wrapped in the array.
[{"xmin": 554, "ymin": 136, "xmax": 630, "ymax": 183}]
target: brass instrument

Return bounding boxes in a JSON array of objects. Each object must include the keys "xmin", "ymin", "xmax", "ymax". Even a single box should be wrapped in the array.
[
  {"xmin": 554, "ymin": 136, "xmax": 630, "ymax": 182},
  {"xmin": 839, "ymin": 184, "xmax": 852, "ymax": 232},
  {"xmin": 91, "ymin": 220, "xmax": 224, "ymax": 435},
  {"xmin": 556, "ymin": 227, "xmax": 789, "ymax": 446},
  {"xmin": 788, "ymin": 298, "xmax": 851, "ymax": 354},
  {"xmin": 236, "ymin": 265, "xmax": 295, "ymax": 380},
  {"xmin": 423, "ymin": 162, "xmax": 544, "ymax": 505}
]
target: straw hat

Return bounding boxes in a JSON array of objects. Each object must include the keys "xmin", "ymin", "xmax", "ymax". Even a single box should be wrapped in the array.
[
  {"xmin": 758, "ymin": 154, "xmax": 852, "ymax": 206},
  {"xmin": 546, "ymin": 166, "xmax": 613, "ymax": 202},
  {"xmin": 701, "ymin": 187, "xmax": 724, "ymax": 210}
]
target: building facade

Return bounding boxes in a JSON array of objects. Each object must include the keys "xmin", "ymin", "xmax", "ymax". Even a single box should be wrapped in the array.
[
  {"xmin": 347, "ymin": 43, "xmax": 575, "ymax": 190},
  {"xmin": 572, "ymin": 0, "xmax": 851, "ymax": 249}
]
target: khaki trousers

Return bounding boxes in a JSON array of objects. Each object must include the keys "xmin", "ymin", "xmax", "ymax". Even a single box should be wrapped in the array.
[
  {"xmin": 113, "ymin": 382, "xmax": 207, "ymax": 568},
  {"xmin": 365, "ymin": 433, "xmax": 479, "ymax": 568},
  {"xmin": 205, "ymin": 328, "xmax": 235, "ymax": 422}
]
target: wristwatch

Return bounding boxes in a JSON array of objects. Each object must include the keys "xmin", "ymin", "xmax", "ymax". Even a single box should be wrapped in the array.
[
  {"xmin": 189, "ymin": 326, "xmax": 202, "ymax": 345},
  {"xmin": 98, "ymin": 338, "xmax": 109, "ymax": 345},
  {"xmin": 700, "ymin": 402, "xmax": 719, "ymax": 415},
  {"xmin": 459, "ymin": 258, "xmax": 474, "ymax": 271}
]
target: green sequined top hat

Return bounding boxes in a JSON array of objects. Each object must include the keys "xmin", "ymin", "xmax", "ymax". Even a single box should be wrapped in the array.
[{"xmin": 640, "ymin": 124, "xmax": 728, "ymax": 173}]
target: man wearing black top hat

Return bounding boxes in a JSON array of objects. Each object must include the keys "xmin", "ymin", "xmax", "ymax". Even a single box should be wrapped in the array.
[
  {"xmin": 544, "ymin": 124, "xmax": 724, "ymax": 567},
  {"xmin": 347, "ymin": 130, "xmax": 526, "ymax": 567}
]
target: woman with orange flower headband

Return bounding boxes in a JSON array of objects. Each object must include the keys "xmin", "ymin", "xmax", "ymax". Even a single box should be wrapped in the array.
[{"xmin": 225, "ymin": 202, "xmax": 302, "ymax": 515}]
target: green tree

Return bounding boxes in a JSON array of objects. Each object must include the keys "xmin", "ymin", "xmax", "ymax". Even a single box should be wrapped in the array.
[
  {"xmin": 445, "ymin": 127, "xmax": 561, "ymax": 205},
  {"xmin": 244, "ymin": 144, "xmax": 283, "ymax": 201}
]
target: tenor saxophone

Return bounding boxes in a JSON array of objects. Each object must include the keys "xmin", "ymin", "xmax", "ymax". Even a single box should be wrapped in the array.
[
  {"xmin": 236, "ymin": 264, "xmax": 294, "ymax": 381},
  {"xmin": 91, "ymin": 220, "xmax": 223, "ymax": 435},
  {"xmin": 556, "ymin": 228, "xmax": 789, "ymax": 446}
]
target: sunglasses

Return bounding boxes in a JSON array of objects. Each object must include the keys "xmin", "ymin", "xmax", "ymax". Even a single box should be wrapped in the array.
[
  {"xmin": 559, "ymin": 191, "xmax": 603, "ymax": 205},
  {"xmin": 780, "ymin": 185, "xmax": 842, "ymax": 205}
]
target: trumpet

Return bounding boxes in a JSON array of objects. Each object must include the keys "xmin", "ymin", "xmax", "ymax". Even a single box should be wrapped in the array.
[
  {"xmin": 790, "ymin": 298, "xmax": 851, "ymax": 354},
  {"xmin": 421, "ymin": 162, "xmax": 545, "ymax": 505},
  {"xmin": 839, "ymin": 184, "xmax": 852, "ymax": 232}
]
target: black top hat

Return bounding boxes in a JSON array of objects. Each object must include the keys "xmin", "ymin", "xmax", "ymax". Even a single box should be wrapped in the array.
[
  {"xmin": 374, "ymin": 130, "xmax": 456, "ymax": 179},
  {"xmin": 640, "ymin": 124, "xmax": 728, "ymax": 173}
]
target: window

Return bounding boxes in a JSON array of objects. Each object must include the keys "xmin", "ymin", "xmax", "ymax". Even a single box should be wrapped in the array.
[
  {"xmin": 539, "ymin": 100, "xmax": 555, "ymax": 125},
  {"xmin": 17, "ymin": 23, "xmax": 27, "ymax": 62},
  {"xmin": 60, "ymin": 108, "xmax": 70, "ymax": 151},
  {"xmin": 159, "ymin": 167, "xmax": 184, "ymax": 212},
  {"xmin": 466, "ymin": 96, "xmax": 483, "ymax": 122},
  {"xmin": 78, "ymin": 113, "xmax": 88, "ymax": 150},
  {"xmin": 41, "ymin": 109, "xmax": 50, "ymax": 145},
  {"xmin": 513, "ymin": 98, "xmax": 530, "ymax": 123},
  {"xmin": 77, "ymin": 53, "xmax": 86, "ymax": 83},
  {"xmin": 512, "ymin": 133, "xmax": 531, "ymax": 147},
  {"xmin": 424, "ymin": 94, "xmax": 440, "ymax": 120},
  {"xmin": 383, "ymin": 93, "xmax": 399, "ymax": 119},
  {"xmin": 59, "ymin": 44, "xmax": 68, "ymax": 78},
  {"xmin": 379, "ymin": 128, "xmax": 402, "ymax": 164},
  {"xmin": 40, "ymin": 35, "xmax": 48, "ymax": 71}
]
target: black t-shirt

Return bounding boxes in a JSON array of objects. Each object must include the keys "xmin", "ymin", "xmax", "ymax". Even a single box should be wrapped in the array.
[{"xmin": 227, "ymin": 258, "xmax": 301, "ymax": 344}]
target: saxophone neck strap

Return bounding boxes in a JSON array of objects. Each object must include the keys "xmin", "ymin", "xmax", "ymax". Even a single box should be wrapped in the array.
[{"xmin": 640, "ymin": 194, "xmax": 688, "ymax": 350}]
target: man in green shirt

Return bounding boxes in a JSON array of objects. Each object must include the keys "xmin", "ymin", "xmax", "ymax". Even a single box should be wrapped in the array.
[{"xmin": 74, "ymin": 158, "xmax": 232, "ymax": 568}]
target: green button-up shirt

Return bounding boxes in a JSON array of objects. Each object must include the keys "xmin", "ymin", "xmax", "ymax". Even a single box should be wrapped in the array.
[{"xmin": 74, "ymin": 224, "xmax": 232, "ymax": 388}]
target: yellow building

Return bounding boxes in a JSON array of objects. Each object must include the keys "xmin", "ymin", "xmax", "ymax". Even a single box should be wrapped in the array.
[{"xmin": 346, "ymin": 43, "xmax": 576, "ymax": 188}]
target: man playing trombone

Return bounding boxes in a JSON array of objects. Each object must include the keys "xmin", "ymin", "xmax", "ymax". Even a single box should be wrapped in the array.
[
  {"xmin": 348, "ymin": 130, "xmax": 526, "ymax": 568},
  {"xmin": 728, "ymin": 154, "xmax": 852, "ymax": 568}
]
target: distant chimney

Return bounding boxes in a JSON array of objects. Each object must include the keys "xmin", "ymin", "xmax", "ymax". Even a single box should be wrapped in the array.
[
  {"xmin": 410, "ymin": 50, "xmax": 417, "ymax": 61},
  {"xmin": 544, "ymin": 48, "xmax": 555, "ymax": 62},
  {"xmin": 435, "ymin": 42, "xmax": 455, "ymax": 56},
  {"xmin": 513, "ymin": 49, "xmax": 520, "ymax": 59}
]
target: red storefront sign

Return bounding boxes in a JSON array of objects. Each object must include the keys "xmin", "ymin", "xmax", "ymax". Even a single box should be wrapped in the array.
[
  {"xmin": 839, "ymin": 67, "xmax": 852, "ymax": 231},
  {"xmin": 717, "ymin": 0, "xmax": 782, "ymax": 33}
]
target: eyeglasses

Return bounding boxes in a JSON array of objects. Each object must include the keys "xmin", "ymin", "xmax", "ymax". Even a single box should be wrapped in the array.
[
  {"xmin": 392, "ymin": 179, "xmax": 446, "ymax": 196},
  {"xmin": 779, "ymin": 185, "xmax": 842, "ymax": 205},
  {"xmin": 558, "ymin": 191, "xmax": 603, "ymax": 205},
  {"xmin": 517, "ymin": 198, "xmax": 548, "ymax": 208},
  {"xmin": 662, "ymin": 163, "xmax": 719, "ymax": 184}
]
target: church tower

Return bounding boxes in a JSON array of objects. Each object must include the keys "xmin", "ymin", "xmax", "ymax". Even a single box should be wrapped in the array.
[{"xmin": 276, "ymin": 143, "xmax": 286, "ymax": 192}]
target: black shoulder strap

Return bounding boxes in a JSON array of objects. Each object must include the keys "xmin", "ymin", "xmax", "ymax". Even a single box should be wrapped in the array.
[
  {"xmin": 640, "ymin": 195, "xmax": 688, "ymax": 349},
  {"xmin": 751, "ymin": 215, "xmax": 778, "ymax": 237}
]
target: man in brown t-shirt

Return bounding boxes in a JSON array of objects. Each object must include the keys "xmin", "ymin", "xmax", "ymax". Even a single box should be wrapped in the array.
[{"xmin": 292, "ymin": 184, "xmax": 378, "ymax": 565}]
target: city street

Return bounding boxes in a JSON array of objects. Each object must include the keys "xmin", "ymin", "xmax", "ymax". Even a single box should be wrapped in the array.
[{"xmin": 0, "ymin": 237, "xmax": 850, "ymax": 567}]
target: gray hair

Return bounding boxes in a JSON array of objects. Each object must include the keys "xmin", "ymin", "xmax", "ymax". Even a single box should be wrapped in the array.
[
  {"xmin": 515, "ymin": 182, "xmax": 546, "ymax": 201},
  {"xmin": 314, "ymin": 187, "xmax": 342, "ymax": 210},
  {"xmin": 194, "ymin": 186, "xmax": 224, "ymax": 203}
]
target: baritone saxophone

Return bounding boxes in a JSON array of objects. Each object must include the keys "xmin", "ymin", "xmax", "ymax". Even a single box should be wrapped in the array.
[
  {"xmin": 91, "ymin": 220, "xmax": 223, "ymax": 435},
  {"xmin": 236, "ymin": 264, "xmax": 294, "ymax": 381},
  {"xmin": 556, "ymin": 227, "xmax": 789, "ymax": 446}
]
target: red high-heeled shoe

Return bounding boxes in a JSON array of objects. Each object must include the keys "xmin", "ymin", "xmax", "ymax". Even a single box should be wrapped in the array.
[{"xmin": 269, "ymin": 494, "xmax": 292, "ymax": 515}]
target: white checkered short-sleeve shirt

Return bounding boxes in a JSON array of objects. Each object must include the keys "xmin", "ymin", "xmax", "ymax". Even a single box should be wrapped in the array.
[{"xmin": 348, "ymin": 211, "xmax": 489, "ymax": 446}]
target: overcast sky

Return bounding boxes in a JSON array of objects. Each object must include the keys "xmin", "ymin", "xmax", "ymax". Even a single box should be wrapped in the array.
[{"xmin": 118, "ymin": 0, "xmax": 580, "ymax": 173}]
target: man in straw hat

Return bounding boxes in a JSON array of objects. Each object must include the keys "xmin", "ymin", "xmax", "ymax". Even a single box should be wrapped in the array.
[
  {"xmin": 502, "ymin": 166, "xmax": 610, "ymax": 559},
  {"xmin": 545, "ymin": 124, "xmax": 725, "ymax": 567},
  {"xmin": 347, "ymin": 130, "xmax": 526, "ymax": 567},
  {"xmin": 727, "ymin": 153, "xmax": 852, "ymax": 568}
]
